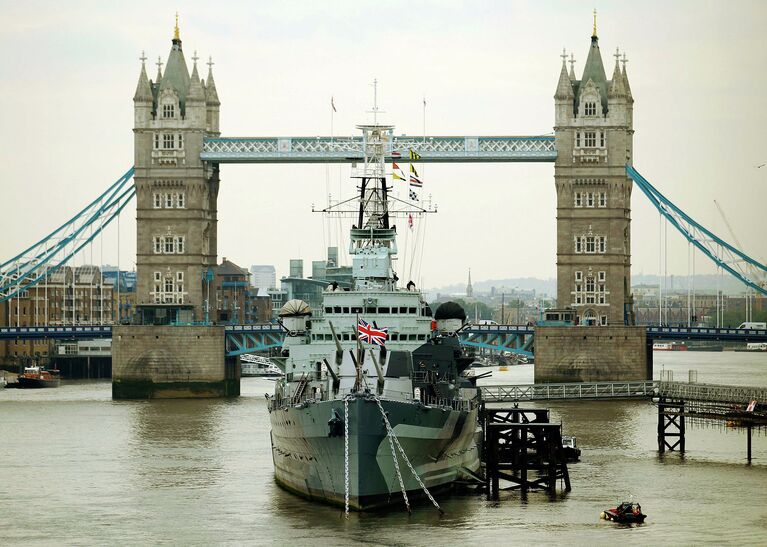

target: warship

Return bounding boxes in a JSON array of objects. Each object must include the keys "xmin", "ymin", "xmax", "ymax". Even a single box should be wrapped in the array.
[{"xmin": 266, "ymin": 122, "xmax": 482, "ymax": 511}]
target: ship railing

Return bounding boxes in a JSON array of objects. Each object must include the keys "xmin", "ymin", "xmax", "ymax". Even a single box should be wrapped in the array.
[{"xmin": 421, "ymin": 395, "xmax": 474, "ymax": 412}]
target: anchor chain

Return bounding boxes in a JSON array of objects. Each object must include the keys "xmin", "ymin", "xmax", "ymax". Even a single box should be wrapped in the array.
[
  {"xmin": 374, "ymin": 396, "xmax": 443, "ymax": 515},
  {"xmin": 384, "ymin": 407, "xmax": 411, "ymax": 513},
  {"xmin": 344, "ymin": 396, "xmax": 350, "ymax": 517}
]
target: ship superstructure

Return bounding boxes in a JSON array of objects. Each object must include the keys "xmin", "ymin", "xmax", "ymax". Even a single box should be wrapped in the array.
[{"xmin": 266, "ymin": 118, "xmax": 481, "ymax": 511}]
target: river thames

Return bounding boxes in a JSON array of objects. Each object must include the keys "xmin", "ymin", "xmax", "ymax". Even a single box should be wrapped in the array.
[{"xmin": 1, "ymin": 352, "xmax": 765, "ymax": 545}]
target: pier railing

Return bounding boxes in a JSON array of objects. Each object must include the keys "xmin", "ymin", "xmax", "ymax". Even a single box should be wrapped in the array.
[
  {"xmin": 657, "ymin": 381, "xmax": 767, "ymax": 405},
  {"xmin": 480, "ymin": 381, "xmax": 657, "ymax": 403}
]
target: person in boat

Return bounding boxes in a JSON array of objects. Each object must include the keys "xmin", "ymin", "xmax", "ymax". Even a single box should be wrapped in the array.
[{"xmin": 406, "ymin": 280, "xmax": 416, "ymax": 291}]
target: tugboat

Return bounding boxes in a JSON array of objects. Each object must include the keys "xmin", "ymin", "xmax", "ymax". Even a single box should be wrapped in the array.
[
  {"xmin": 601, "ymin": 501, "xmax": 646, "ymax": 523},
  {"xmin": 17, "ymin": 366, "xmax": 60, "ymax": 389},
  {"xmin": 266, "ymin": 122, "xmax": 481, "ymax": 511}
]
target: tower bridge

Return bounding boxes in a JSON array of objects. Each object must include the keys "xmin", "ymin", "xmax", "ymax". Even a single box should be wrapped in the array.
[{"xmin": 1, "ymin": 18, "xmax": 766, "ymax": 397}]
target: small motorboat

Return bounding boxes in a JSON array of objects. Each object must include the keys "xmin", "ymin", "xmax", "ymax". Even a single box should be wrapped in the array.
[
  {"xmin": 561, "ymin": 435, "xmax": 581, "ymax": 462},
  {"xmin": 601, "ymin": 502, "xmax": 646, "ymax": 523},
  {"xmin": 17, "ymin": 366, "xmax": 61, "ymax": 389}
]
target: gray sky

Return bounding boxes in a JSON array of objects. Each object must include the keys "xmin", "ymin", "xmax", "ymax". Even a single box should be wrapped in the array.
[{"xmin": 1, "ymin": 0, "xmax": 766, "ymax": 289}]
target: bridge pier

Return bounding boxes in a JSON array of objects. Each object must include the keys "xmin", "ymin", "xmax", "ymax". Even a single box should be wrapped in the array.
[
  {"xmin": 112, "ymin": 325, "xmax": 239, "ymax": 399},
  {"xmin": 657, "ymin": 400, "xmax": 686, "ymax": 453},
  {"xmin": 534, "ymin": 326, "xmax": 649, "ymax": 383}
]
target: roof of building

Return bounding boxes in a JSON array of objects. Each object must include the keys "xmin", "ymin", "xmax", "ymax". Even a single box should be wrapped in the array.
[{"xmin": 216, "ymin": 259, "xmax": 249, "ymax": 278}]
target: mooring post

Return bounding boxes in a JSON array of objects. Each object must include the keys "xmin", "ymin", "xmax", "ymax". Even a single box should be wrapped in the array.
[
  {"xmin": 520, "ymin": 424, "xmax": 528, "ymax": 494},
  {"xmin": 657, "ymin": 401, "xmax": 665, "ymax": 453},
  {"xmin": 679, "ymin": 401, "xmax": 686, "ymax": 454},
  {"xmin": 747, "ymin": 422, "xmax": 752, "ymax": 463}
]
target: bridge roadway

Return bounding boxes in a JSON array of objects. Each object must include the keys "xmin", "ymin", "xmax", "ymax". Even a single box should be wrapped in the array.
[{"xmin": 1, "ymin": 324, "xmax": 765, "ymax": 357}]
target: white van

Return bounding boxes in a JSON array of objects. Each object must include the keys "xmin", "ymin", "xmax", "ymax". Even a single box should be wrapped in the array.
[{"xmin": 738, "ymin": 322, "xmax": 767, "ymax": 330}]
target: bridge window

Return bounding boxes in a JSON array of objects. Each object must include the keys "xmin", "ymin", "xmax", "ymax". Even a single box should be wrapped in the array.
[
  {"xmin": 584, "ymin": 102, "xmax": 597, "ymax": 116},
  {"xmin": 575, "ymin": 132, "xmax": 581, "ymax": 147},
  {"xmin": 598, "ymin": 271, "xmax": 605, "ymax": 282},
  {"xmin": 154, "ymin": 237, "xmax": 162, "ymax": 254},
  {"xmin": 600, "ymin": 315, "xmax": 607, "ymax": 326},
  {"xmin": 324, "ymin": 307, "xmax": 332, "ymax": 314},
  {"xmin": 163, "ymin": 134, "xmax": 175, "ymax": 149},
  {"xmin": 153, "ymin": 193, "xmax": 162, "ymax": 208},
  {"xmin": 600, "ymin": 132, "xmax": 605, "ymax": 147},
  {"xmin": 584, "ymin": 131, "xmax": 597, "ymax": 147},
  {"xmin": 575, "ymin": 237, "xmax": 582, "ymax": 253},
  {"xmin": 599, "ymin": 192, "xmax": 606, "ymax": 207},
  {"xmin": 574, "ymin": 192, "xmax": 582, "ymax": 207},
  {"xmin": 575, "ymin": 271, "xmax": 583, "ymax": 281},
  {"xmin": 177, "ymin": 134, "xmax": 184, "ymax": 149},
  {"xmin": 164, "ymin": 237, "xmax": 174, "ymax": 254},
  {"xmin": 175, "ymin": 236, "xmax": 185, "ymax": 254},
  {"xmin": 585, "ymin": 236, "xmax": 595, "ymax": 253},
  {"xmin": 165, "ymin": 193, "xmax": 174, "ymax": 208},
  {"xmin": 177, "ymin": 192, "xmax": 185, "ymax": 208},
  {"xmin": 599, "ymin": 236, "xmax": 606, "ymax": 253},
  {"xmin": 586, "ymin": 192, "xmax": 595, "ymax": 207},
  {"xmin": 153, "ymin": 134, "xmax": 160, "ymax": 149},
  {"xmin": 351, "ymin": 306, "xmax": 362, "ymax": 313},
  {"xmin": 163, "ymin": 104, "xmax": 175, "ymax": 119}
]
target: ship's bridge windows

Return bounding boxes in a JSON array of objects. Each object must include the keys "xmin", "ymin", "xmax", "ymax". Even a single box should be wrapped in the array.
[
  {"xmin": 325, "ymin": 306, "xmax": 332, "ymax": 314},
  {"xmin": 408, "ymin": 307, "xmax": 417, "ymax": 314},
  {"xmin": 418, "ymin": 334, "xmax": 427, "ymax": 340},
  {"xmin": 409, "ymin": 334, "xmax": 418, "ymax": 341},
  {"xmin": 351, "ymin": 306, "xmax": 362, "ymax": 314},
  {"xmin": 343, "ymin": 307, "xmax": 349, "ymax": 314},
  {"xmin": 365, "ymin": 306, "xmax": 376, "ymax": 314},
  {"xmin": 399, "ymin": 306, "xmax": 408, "ymax": 314},
  {"xmin": 333, "ymin": 306, "xmax": 342, "ymax": 313},
  {"xmin": 378, "ymin": 307, "xmax": 390, "ymax": 314},
  {"xmin": 390, "ymin": 333, "xmax": 398, "ymax": 341}
]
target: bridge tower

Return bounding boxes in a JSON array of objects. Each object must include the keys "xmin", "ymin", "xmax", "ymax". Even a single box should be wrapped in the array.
[
  {"xmin": 536, "ymin": 18, "xmax": 648, "ymax": 383},
  {"xmin": 553, "ymin": 20, "xmax": 634, "ymax": 326},
  {"xmin": 132, "ymin": 19, "xmax": 220, "ymax": 324}
]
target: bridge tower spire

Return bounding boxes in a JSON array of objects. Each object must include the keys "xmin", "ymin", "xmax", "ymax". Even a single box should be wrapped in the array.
[
  {"xmin": 553, "ymin": 21, "xmax": 634, "ymax": 327},
  {"xmin": 131, "ymin": 21, "xmax": 220, "ymax": 324}
]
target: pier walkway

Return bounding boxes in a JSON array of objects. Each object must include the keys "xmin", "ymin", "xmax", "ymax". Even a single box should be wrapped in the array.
[{"xmin": 480, "ymin": 380, "xmax": 767, "ymax": 405}]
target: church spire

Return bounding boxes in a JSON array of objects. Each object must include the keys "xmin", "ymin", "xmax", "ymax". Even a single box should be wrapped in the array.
[{"xmin": 466, "ymin": 269, "xmax": 473, "ymax": 298}]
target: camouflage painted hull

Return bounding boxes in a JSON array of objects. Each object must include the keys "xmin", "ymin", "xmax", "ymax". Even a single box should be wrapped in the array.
[{"xmin": 269, "ymin": 395, "xmax": 480, "ymax": 510}]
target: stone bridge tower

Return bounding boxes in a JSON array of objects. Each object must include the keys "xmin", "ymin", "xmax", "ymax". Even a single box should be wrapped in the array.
[
  {"xmin": 132, "ymin": 20, "xmax": 221, "ymax": 323},
  {"xmin": 553, "ymin": 22, "xmax": 634, "ymax": 326}
]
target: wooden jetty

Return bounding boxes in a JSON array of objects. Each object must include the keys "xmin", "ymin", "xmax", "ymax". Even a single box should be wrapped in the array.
[{"xmin": 481, "ymin": 406, "xmax": 571, "ymax": 499}]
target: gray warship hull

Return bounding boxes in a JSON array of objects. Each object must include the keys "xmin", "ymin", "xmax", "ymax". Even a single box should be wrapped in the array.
[{"xmin": 270, "ymin": 395, "xmax": 480, "ymax": 510}]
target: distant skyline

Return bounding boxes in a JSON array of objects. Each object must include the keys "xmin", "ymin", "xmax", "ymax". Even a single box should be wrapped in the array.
[{"xmin": 1, "ymin": 1, "xmax": 766, "ymax": 289}]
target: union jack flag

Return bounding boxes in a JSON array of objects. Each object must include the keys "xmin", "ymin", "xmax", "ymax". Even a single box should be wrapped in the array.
[{"xmin": 357, "ymin": 318, "xmax": 388, "ymax": 346}]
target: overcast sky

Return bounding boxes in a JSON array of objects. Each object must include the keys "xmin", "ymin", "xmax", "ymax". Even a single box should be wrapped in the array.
[{"xmin": 1, "ymin": 0, "xmax": 765, "ymax": 290}]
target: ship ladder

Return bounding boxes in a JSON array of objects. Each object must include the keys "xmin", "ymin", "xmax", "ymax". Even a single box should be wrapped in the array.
[
  {"xmin": 374, "ymin": 396, "xmax": 444, "ymax": 515},
  {"xmin": 291, "ymin": 373, "xmax": 309, "ymax": 405}
]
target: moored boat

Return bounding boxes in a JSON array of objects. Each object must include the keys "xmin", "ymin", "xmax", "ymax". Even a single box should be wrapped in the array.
[{"xmin": 17, "ymin": 366, "xmax": 60, "ymax": 388}]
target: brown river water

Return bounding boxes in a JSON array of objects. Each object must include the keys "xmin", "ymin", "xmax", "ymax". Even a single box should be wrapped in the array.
[{"xmin": 1, "ymin": 352, "xmax": 766, "ymax": 545}]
